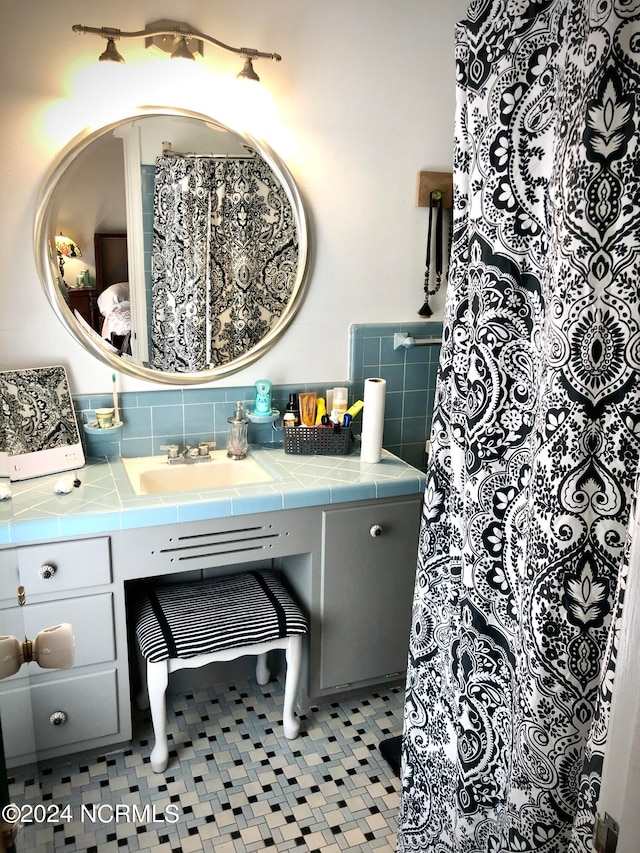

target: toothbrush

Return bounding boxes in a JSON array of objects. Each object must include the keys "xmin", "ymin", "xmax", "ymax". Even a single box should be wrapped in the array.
[{"xmin": 112, "ymin": 373, "xmax": 120, "ymax": 424}]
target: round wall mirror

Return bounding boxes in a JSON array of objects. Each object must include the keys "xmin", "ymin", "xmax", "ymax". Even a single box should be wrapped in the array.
[{"xmin": 34, "ymin": 106, "xmax": 310, "ymax": 384}]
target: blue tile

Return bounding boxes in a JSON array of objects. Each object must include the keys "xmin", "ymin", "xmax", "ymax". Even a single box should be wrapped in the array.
[
  {"xmin": 118, "ymin": 391, "xmax": 140, "ymax": 408},
  {"xmin": 330, "ymin": 481, "xmax": 376, "ymax": 502},
  {"xmin": 363, "ymin": 323, "xmax": 396, "ymax": 338},
  {"xmin": 120, "ymin": 437, "xmax": 154, "ymax": 458},
  {"xmin": 177, "ymin": 499, "xmax": 234, "ymax": 522},
  {"xmin": 403, "ymin": 389, "xmax": 429, "ymax": 417},
  {"xmin": 230, "ymin": 492, "xmax": 282, "ymax": 515},
  {"xmin": 224, "ymin": 387, "xmax": 254, "ymax": 402},
  {"xmin": 152, "ymin": 435, "xmax": 183, "ymax": 454},
  {"xmin": 59, "ymin": 512, "xmax": 122, "ymax": 536},
  {"xmin": 120, "ymin": 505, "xmax": 179, "ymax": 529},
  {"xmin": 377, "ymin": 365, "xmax": 405, "ymax": 393},
  {"xmin": 401, "ymin": 443, "xmax": 429, "ymax": 471},
  {"xmin": 89, "ymin": 394, "xmax": 117, "ymax": 410},
  {"xmin": 183, "ymin": 388, "xmax": 228, "ymax": 403},
  {"xmin": 384, "ymin": 391, "xmax": 404, "ymax": 420},
  {"xmin": 363, "ymin": 337, "xmax": 381, "ymax": 368},
  {"xmin": 152, "ymin": 405, "xmax": 184, "ymax": 435},
  {"xmin": 405, "ymin": 343, "xmax": 431, "ymax": 365},
  {"xmin": 183, "ymin": 402, "xmax": 216, "ymax": 436},
  {"xmin": 404, "ymin": 362, "xmax": 430, "ymax": 392},
  {"xmin": 427, "ymin": 360, "xmax": 441, "ymax": 389},
  {"xmin": 281, "ymin": 485, "xmax": 332, "ymax": 508},
  {"xmin": 142, "ymin": 390, "xmax": 184, "ymax": 406},
  {"xmin": 10, "ymin": 518, "xmax": 61, "ymax": 542},
  {"xmin": 384, "ymin": 418, "xmax": 403, "ymax": 445},
  {"xmin": 402, "ymin": 416, "xmax": 429, "ymax": 444},
  {"xmin": 376, "ymin": 476, "xmax": 425, "ymax": 498},
  {"xmin": 120, "ymin": 406, "xmax": 152, "ymax": 437},
  {"xmin": 249, "ymin": 423, "xmax": 279, "ymax": 446},
  {"xmin": 84, "ymin": 435, "xmax": 122, "ymax": 458},
  {"xmin": 380, "ymin": 335, "xmax": 406, "ymax": 365}
]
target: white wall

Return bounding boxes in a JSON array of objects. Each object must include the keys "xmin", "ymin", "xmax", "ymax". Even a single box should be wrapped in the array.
[{"xmin": 1, "ymin": 0, "xmax": 464, "ymax": 393}]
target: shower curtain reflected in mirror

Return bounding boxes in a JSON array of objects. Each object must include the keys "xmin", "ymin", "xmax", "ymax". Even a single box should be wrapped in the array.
[
  {"xmin": 398, "ymin": 3, "xmax": 640, "ymax": 852},
  {"xmin": 151, "ymin": 155, "xmax": 298, "ymax": 372}
]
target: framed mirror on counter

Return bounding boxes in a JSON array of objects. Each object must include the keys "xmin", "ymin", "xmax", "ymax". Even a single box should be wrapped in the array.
[{"xmin": 34, "ymin": 107, "xmax": 311, "ymax": 385}]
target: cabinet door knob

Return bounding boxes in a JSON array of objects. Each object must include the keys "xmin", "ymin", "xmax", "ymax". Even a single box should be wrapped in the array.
[
  {"xmin": 49, "ymin": 711, "xmax": 68, "ymax": 727},
  {"xmin": 369, "ymin": 524, "xmax": 383, "ymax": 537},
  {"xmin": 38, "ymin": 564, "xmax": 57, "ymax": 580}
]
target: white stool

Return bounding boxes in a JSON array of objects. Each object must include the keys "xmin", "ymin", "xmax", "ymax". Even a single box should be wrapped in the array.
[{"xmin": 134, "ymin": 570, "xmax": 308, "ymax": 773}]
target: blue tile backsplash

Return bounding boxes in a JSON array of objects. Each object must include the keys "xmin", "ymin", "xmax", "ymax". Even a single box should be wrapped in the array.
[
  {"xmin": 349, "ymin": 321, "xmax": 442, "ymax": 469},
  {"xmin": 74, "ymin": 321, "xmax": 442, "ymax": 470}
]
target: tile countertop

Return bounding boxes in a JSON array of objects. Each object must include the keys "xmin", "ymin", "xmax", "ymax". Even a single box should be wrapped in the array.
[{"xmin": 0, "ymin": 443, "xmax": 427, "ymax": 545}]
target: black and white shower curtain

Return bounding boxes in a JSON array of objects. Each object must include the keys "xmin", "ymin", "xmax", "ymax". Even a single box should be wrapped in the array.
[
  {"xmin": 399, "ymin": 3, "xmax": 640, "ymax": 852},
  {"xmin": 151, "ymin": 155, "xmax": 298, "ymax": 372}
]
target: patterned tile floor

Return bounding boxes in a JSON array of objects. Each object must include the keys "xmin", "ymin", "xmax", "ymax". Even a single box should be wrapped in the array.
[{"xmin": 8, "ymin": 678, "xmax": 404, "ymax": 852}]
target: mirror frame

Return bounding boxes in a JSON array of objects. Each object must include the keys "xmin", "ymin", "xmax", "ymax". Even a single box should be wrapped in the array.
[{"xmin": 34, "ymin": 106, "xmax": 311, "ymax": 385}]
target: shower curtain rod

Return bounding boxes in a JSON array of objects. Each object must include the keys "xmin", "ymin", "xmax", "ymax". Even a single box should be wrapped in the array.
[{"xmin": 160, "ymin": 143, "xmax": 254, "ymax": 159}]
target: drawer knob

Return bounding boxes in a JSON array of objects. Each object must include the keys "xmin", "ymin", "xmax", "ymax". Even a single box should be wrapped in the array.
[
  {"xmin": 38, "ymin": 564, "xmax": 57, "ymax": 580},
  {"xmin": 49, "ymin": 711, "xmax": 67, "ymax": 727},
  {"xmin": 369, "ymin": 524, "xmax": 383, "ymax": 537}
]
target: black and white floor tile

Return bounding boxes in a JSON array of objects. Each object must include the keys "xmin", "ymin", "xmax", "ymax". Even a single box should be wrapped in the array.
[{"xmin": 8, "ymin": 678, "xmax": 403, "ymax": 852}]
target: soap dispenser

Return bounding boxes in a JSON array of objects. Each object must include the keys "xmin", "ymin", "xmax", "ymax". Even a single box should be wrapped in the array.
[{"xmin": 227, "ymin": 402, "xmax": 249, "ymax": 460}]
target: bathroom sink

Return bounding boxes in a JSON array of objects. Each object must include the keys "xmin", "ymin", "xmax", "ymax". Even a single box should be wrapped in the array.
[{"xmin": 122, "ymin": 450, "xmax": 273, "ymax": 495}]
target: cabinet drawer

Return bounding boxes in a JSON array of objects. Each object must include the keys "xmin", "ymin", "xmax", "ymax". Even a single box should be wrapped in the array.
[
  {"xmin": 17, "ymin": 538, "xmax": 111, "ymax": 592},
  {"xmin": 0, "ymin": 548, "xmax": 19, "ymax": 605},
  {"xmin": 1, "ymin": 669, "xmax": 119, "ymax": 759},
  {"xmin": 32, "ymin": 669, "xmax": 119, "ymax": 751},
  {"xmin": 22, "ymin": 593, "xmax": 115, "ymax": 669},
  {"xmin": 0, "ymin": 683, "xmax": 36, "ymax": 761}
]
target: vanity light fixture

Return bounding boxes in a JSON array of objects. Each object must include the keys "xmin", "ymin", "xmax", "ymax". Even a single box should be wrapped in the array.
[
  {"xmin": 55, "ymin": 233, "xmax": 82, "ymax": 281},
  {"xmin": 99, "ymin": 37, "xmax": 125, "ymax": 63},
  {"xmin": 72, "ymin": 19, "xmax": 282, "ymax": 82}
]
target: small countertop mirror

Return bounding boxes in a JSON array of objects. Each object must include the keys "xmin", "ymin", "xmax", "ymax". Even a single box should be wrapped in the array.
[
  {"xmin": 0, "ymin": 366, "xmax": 85, "ymax": 480},
  {"xmin": 34, "ymin": 107, "xmax": 310, "ymax": 385}
]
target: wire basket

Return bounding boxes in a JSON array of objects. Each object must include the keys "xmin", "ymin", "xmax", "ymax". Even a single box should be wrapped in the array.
[{"xmin": 283, "ymin": 425, "xmax": 352, "ymax": 455}]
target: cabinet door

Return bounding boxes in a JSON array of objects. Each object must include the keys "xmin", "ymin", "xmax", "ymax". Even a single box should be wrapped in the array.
[{"xmin": 320, "ymin": 498, "xmax": 421, "ymax": 691}]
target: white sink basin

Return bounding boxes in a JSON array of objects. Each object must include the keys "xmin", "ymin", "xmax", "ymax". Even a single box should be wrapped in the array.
[{"xmin": 122, "ymin": 450, "xmax": 273, "ymax": 495}]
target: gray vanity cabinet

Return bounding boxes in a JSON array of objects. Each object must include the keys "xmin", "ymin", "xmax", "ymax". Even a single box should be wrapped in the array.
[
  {"xmin": 0, "ymin": 537, "xmax": 123, "ymax": 767},
  {"xmin": 318, "ymin": 497, "xmax": 421, "ymax": 692},
  {"xmin": 0, "ymin": 493, "xmax": 423, "ymax": 765}
]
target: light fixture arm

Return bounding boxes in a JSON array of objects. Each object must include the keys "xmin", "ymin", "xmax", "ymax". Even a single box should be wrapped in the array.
[{"xmin": 72, "ymin": 22, "xmax": 282, "ymax": 62}]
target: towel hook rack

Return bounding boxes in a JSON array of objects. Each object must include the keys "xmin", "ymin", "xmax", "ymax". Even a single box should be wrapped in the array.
[{"xmin": 416, "ymin": 171, "xmax": 453, "ymax": 209}]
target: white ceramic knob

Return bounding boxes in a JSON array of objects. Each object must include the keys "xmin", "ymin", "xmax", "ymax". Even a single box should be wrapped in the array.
[
  {"xmin": 369, "ymin": 524, "xmax": 383, "ymax": 537},
  {"xmin": 38, "ymin": 565, "xmax": 56, "ymax": 580}
]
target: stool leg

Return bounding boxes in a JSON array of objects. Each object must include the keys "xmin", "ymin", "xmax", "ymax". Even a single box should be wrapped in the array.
[
  {"xmin": 147, "ymin": 661, "xmax": 170, "ymax": 773},
  {"xmin": 282, "ymin": 635, "xmax": 302, "ymax": 740},
  {"xmin": 135, "ymin": 646, "xmax": 150, "ymax": 711},
  {"xmin": 256, "ymin": 652, "xmax": 270, "ymax": 686}
]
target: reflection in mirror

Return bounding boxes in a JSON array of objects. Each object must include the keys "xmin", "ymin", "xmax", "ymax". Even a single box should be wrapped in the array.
[{"xmin": 34, "ymin": 108, "xmax": 310, "ymax": 385}]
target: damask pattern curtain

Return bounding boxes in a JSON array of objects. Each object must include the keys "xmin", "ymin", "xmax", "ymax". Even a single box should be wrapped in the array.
[
  {"xmin": 151, "ymin": 156, "xmax": 297, "ymax": 372},
  {"xmin": 398, "ymin": 3, "xmax": 640, "ymax": 852}
]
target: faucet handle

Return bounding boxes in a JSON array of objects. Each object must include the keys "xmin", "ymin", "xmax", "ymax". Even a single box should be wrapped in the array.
[
  {"xmin": 198, "ymin": 441, "xmax": 215, "ymax": 456},
  {"xmin": 160, "ymin": 444, "xmax": 180, "ymax": 460}
]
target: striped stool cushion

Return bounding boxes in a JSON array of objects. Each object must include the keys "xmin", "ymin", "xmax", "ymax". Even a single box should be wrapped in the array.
[{"xmin": 135, "ymin": 570, "xmax": 308, "ymax": 663}]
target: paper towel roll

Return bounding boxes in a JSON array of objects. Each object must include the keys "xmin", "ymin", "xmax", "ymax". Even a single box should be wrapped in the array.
[{"xmin": 360, "ymin": 378, "xmax": 386, "ymax": 463}]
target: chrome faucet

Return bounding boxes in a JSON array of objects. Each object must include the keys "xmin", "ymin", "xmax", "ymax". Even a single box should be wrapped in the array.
[{"xmin": 160, "ymin": 442, "xmax": 216, "ymax": 464}]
